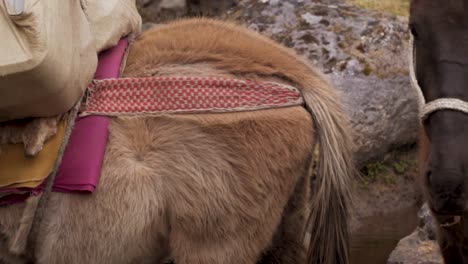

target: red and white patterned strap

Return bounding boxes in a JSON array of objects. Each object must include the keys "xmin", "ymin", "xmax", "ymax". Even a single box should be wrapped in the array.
[{"xmin": 80, "ymin": 76, "xmax": 304, "ymax": 117}]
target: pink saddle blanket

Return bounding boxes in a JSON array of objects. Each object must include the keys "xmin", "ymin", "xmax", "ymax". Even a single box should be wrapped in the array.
[
  {"xmin": 54, "ymin": 38, "xmax": 128, "ymax": 192},
  {"xmin": 0, "ymin": 39, "xmax": 128, "ymax": 206}
]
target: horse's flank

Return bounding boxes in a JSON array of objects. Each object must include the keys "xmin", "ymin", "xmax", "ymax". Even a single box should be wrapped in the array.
[
  {"xmin": 0, "ymin": 18, "xmax": 354, "ymax": 264},
  {"xmin": 127, "ymin": 18, "xmax": 355, "ymax": 263}
]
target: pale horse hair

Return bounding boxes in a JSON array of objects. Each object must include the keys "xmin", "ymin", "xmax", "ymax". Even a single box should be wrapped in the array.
[{"xmin": 0, "ymin": 18, "xmax": 355, "ymax": 264}]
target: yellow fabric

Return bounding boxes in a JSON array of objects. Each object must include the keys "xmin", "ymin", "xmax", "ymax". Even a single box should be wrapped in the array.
[
  {"xmin": 4, "ymin": 180, "xmax": 44, "ymax": 189},
  {"xmin": 0, "ymin": 120, "xmax": 67, "ymax": 188}
]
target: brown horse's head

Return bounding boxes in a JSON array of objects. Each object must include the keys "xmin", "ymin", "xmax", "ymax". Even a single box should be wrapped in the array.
[{"xmin": 410, "ymin": 0, "xmax": 468, "ymax": 215}]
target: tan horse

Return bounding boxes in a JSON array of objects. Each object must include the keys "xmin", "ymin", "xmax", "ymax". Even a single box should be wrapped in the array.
[{"xmin": 0, "ymin": 18, "xmax": 354, "ymax": 264}]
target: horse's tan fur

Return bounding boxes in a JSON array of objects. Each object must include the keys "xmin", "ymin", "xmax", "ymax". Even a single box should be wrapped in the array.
[{"xmin": 0, "ymin": 18, "xmax": 354, "ymax": 264}]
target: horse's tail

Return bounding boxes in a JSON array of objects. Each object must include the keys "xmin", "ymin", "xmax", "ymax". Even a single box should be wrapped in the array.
[{"xmin": 301, "ymin": 74, "xmax": 355, "ymax": 264}]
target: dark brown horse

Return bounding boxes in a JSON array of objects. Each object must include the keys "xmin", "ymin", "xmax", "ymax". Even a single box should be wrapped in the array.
[{"xmin": 410, "ymin": 0, "xmax": 468, "ymax": 262}]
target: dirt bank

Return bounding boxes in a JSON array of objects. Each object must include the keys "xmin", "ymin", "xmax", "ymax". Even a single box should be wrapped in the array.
[{"xmin": 350, "ymin": 146, "xmax": 422, "ymax": 231}]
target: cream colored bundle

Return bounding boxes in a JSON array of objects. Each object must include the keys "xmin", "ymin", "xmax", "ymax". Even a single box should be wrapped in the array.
[
  {"xmin": 0, "ymin": 0, "xmax": 141, "ymax": 121},
  {"xmin": 82, "ymin": 0, "xmax": 142, "ymax": 52}
]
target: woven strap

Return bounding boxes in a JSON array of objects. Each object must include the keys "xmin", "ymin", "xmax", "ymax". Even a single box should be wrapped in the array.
[
  {"xmin": 409, "ymin": 35, "xmax": 468, "ymax": 120},
  {"xmin": 80, "ymin": 76, "xmax": 304, "ymax": 116}
]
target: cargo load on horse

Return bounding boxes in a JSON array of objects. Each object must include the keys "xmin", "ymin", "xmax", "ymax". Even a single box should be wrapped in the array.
[{"xmin": 0, "ymin": 0, "xmax": 141, "ymax": 121}]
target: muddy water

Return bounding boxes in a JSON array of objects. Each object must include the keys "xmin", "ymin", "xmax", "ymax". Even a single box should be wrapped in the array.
[{"xmin": 350, "ymin": 205, "xmax": 420, "ymax": 264}]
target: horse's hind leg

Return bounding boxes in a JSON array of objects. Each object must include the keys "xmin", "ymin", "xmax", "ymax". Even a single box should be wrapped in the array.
[
  {"xmin": 168, "ymin": 189, "xmax": 284, "ymax": 264},
  {"xmin": 169, "ymin": 230, "xmax": 265, "ymax": 264},
  {"xmin": 167, "ymin": 162, "xmax": 288, "ymax": 264},
  {"xmin": 168, "ymin": 171, "xmax": 310, "ymax": 264},
  {"xmin": 257, "ymin": 173, "xmax": 310, "ymax": 264},
  {"xmin": 169, "ymin": 173, "xmax": 310, "ymax": 264},
  {"xmin": 164, "ymin": 109, "xmax": 314, "ymax": 264}
]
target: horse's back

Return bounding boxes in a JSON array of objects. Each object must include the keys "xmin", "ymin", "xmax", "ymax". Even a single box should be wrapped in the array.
[{"xmin": 0, "ymin": 18, "xmax": 347, "ymax": 264}]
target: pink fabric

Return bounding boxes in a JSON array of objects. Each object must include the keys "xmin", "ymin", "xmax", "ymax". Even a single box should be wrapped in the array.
[
  {"xmin": 0, "ymin": 187, "xmax": 42, "ymax": 206},
  {"xmin": 94, "ymin": 38, "xmax": 129, "ymax": 79},
  {"xmin": 53, "ymin": 38, "xmax": 128, "ymax": 193},
  {"xmin": 0, "ymin": 38, "xmax": 128, "ymax": 205},
  {"xmin": 53, "ymin": 116, "xmax": 109, "ymax": 193},
  {"xmin": 0, "ymin": 192, "xmax": 36, "ymax": 206}
]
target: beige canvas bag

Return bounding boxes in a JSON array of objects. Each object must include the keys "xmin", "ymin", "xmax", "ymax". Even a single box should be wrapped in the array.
[
  {"xmin": 0, "ymin": 0, "xmax": 141, "ymax": 121},
  {"xmin": 82, "ymin": 0, "xmax": 142, "ymax": 52}
]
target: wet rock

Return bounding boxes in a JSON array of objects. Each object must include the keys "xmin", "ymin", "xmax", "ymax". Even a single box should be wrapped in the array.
[
  {"xmin": 137, "ymin": 0, "xmax": 236, "ymax": 22},
  {"xmin": 417, "ymin": 203, "xmax": 438, "ymax": 240},
  {"xmin": 317, "ymin": 0, "xmax": 344, "ymax": 3},
  {"xmin": 387, "ymin": 204, "xmax": 443, "ymax": 264},
  {"xmin": 387, "ymin": 230, "xmax": 443, "ymax": 264},
  {"xmin": 137, "ymin": 0, "xmax": 187, "ymax": 23},
  {"xmin": 301, "ymin": 12, "xmax": 322, "ymax": 25},
  {"xmin": 159, "ymin": 0, "xmax": 186, "ymax": 9},
  {"xmin": 186, "ymin": 0, "xmax": 237, "ymax": 16},
  {"xmin": 142, "ymin": 22, "xmax": 158, "ymax": 31},
  {"xmin": 332, "ymin": 74, "xmax": 418, "ymax": 167}
]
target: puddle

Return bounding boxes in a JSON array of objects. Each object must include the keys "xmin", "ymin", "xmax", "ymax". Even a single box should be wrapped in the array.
[{"xmin": 350, "ymin": 205, "xmax": 420, "ymax": 264}]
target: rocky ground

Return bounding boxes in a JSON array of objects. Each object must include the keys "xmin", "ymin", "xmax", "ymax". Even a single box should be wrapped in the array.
[
  {"xmin": 136, "ymin": 0, "xmax": 440, "ymax": 263},
  {"xmin": 387, "ymin": 204, "xmax": 443, "ymax": 264}
]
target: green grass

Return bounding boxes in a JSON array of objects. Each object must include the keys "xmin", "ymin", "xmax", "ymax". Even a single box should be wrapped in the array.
[
  {"xmin": 358, "ymin": 144, "xmax": 418, "ymax": 187},
  {"xmin": 361, "ymin": 161, "xmax": 388, "ymax": 183},
  {"xmin": 348, "ymin": 0, "xmax": 409, "ymax": 17}
]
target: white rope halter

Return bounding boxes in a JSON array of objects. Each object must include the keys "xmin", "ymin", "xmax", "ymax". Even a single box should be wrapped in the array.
[{"xmin": 409, "ymin": 35, "xmax": 468, "ymax": 120}]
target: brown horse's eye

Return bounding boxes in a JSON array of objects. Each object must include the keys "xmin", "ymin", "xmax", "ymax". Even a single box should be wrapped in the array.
[{"xmin": 409, "ymin": 23, "xmax": 419, "ymax": 38}]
